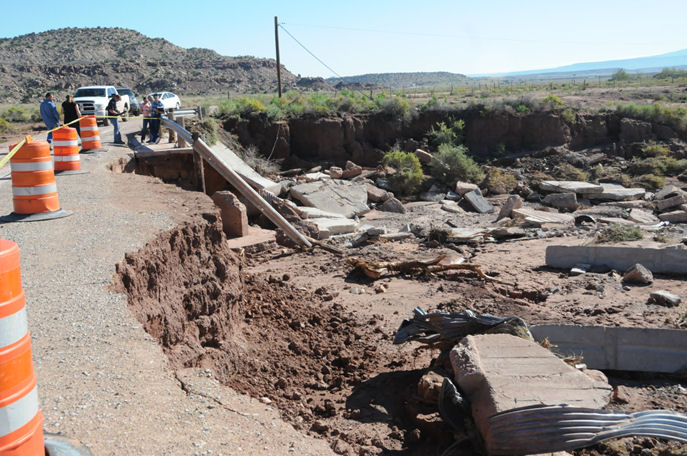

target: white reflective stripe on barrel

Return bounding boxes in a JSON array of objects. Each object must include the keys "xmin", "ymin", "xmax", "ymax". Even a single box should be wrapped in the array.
[
  {"xmin": 53, "ymin": 155, "xmax": 80, "ymax": 162},
  {"xmin": 0, "ymin": 386, "xmax": 39, "ymax": 437},
  {"xmin": 0, "ymin": 307, "xmax": 27, "ymax": 348},
  {"xmin": 12, "ymin": 184, "xmax": 57, "ymax": 196},
  {"xmin": 52, "ymin": 140, "xmax": 79, "ymax": 147},
  {"xmin": 82, "ymin": 135, "xmax": 100, "ymax": 141},
  {"xmin": 80, "ymin": 126, "xmax": 98, "ymax": 131},
  {"xmin": 10, "ymin": 161, "xmax": 53, "ymax": 172}
]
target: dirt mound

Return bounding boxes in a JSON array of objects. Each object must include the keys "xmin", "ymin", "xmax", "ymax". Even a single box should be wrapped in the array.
[{"xmin": 113, "ymin": 216, "xmax": 444, "ymax": 455}]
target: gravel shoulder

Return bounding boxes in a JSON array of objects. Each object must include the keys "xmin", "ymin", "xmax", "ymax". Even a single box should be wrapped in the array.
[{"xmin": 0, "ymin": 121, "xmax": 334, "ymax": 455}]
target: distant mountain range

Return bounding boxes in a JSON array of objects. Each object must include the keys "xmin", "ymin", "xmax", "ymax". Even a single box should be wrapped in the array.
[{"xmin": 496, "ymin": 48, "xmax": 687, "ymax": 78}]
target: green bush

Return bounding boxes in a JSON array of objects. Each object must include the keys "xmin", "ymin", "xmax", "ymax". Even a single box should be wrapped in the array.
[
  {"xmin": 236, "ymin": 97, "xmax": 267, "ymax": 116},
  {"xmin": 0, "ymin": 117, "xmax": 14, "ymax": 134},
  {"xmin": 596, "ymin": 223, "xmax": 643, "ymax": 243},
  {"xmin": 616, "ymin": 103, "xmax": 687, "ymax": 133},
  {"xmin": 429, "ymin": 144, "xmax": 483, "ymax": 184},
  {"xmin": 481, "ymin": 167, "xmax": 517, "ymax": 194},
  {"xmin": 627, "ymin": 156, "xmax": 687, "ymax": 177},
  {"xmin": 635, "ymin": 174, "xmax": 665, "ymax": 189},
  {"xmin": 542, "ymin": 94, "xmax": 564, "ymax": 107},
  {"xmin": 1, "ymin": 107, "xmax": 29, "ymax": 123},
  {"xmin": 427, "ymin": 118, "xmax": 464, "ymax": 148},
  {"xmin": 637, "ymin": 143, "xmax": 670, "ymax": 158},
  {"xmin": 552, "ymin": 163, "xmax": 589, "ymax": 181},
  {"xmin": 376, "ymin": 95, "xmax": 410, "ymax": 119},
  {"xmin": 381, "ymin": 150, "xmax": 424, "ymax": 195},
  {"xmin": 610, "ymin": 69, "xmax": 631, "ymax": 81}
]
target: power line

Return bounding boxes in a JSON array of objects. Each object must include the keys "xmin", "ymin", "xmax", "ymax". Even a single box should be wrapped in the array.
[{"xmin": 278, "ymin": 23, "xmax": 346, "ymax": 82}]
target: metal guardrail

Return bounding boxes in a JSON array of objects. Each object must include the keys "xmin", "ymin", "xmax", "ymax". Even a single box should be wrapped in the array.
[
  {"xmin": 170, "ymin": 109, "xmax": 198, "ymax": 118},
  {"xmin": 488, "ymin": 405, "xmax": 687, "ymax": 455}
]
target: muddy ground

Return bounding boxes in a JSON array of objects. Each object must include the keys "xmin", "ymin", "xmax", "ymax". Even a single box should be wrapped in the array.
[{"xmin": 114, "ymin": 192, "xmax": 686, "ymax": 456}]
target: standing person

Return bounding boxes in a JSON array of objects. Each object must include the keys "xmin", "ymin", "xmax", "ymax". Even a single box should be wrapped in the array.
[
  {"xmin": 61, "ymin": 95, "xmax": 81, "ymax": 136},
  {"xmin": 149, "ymin": 94, "xmax": 165, "ymax": 144},
  {"xmin": 106, "ymin": 94, "xmax": 125, "ymax": 144},
  {"xmin": 39, "ymin": 92, "xmax": 60, "ymax": 144},
  {"xmin": 139, "ymin": 95, "xmax": 152, "ymax": 142}
]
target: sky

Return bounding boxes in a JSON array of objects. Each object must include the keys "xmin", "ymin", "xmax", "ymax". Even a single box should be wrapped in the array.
[{"xmin": 3, "ymin": 0, "xmax": 687, "ymax": 77}]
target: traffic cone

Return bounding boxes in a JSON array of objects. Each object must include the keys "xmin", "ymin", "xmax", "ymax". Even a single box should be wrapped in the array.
[
  {"xmin": 1, "ymin": 137, "xmax": 71, "ymax": 223},
  {"xmin": 78, "ymin": 116, "xmax": 103, "ymax": 153},
  {"xmin": 52, "ymin": 127, "xmax": 87, "ymax": 175}
]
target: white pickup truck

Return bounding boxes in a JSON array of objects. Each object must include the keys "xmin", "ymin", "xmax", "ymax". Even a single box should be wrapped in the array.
[{"xmin": 73, "ymin": 86, "xmax": 130, "ymax": 126}]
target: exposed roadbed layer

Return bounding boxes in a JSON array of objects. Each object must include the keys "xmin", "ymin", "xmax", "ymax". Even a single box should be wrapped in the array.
[{"xmin": 0, "ymin": 121, "xmax": 334, "ymax": 455}]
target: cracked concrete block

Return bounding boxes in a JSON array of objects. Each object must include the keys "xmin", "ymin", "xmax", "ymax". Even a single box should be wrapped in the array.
[
  {"xmin": 211, "ymin": 191, "xmax": 248, "ymax": 237},
  {"xmin": 450, "ymin": 334, "xmax": 611, "ymax": 455}
]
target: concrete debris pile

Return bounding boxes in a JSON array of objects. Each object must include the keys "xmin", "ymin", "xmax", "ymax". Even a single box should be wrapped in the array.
[{"xmin": 392, "ymin": 308, "xmax": 687, "ymax": 455}]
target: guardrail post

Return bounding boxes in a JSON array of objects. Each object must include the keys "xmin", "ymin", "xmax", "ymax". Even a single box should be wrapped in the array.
[
  {"xmin": 177, "ymin": 117, "xmax": 187, "ymax": 148},
  {"xmin": 167, "ymin": 109, "xmax": 177, "ymax": 143},
  {"xmin": 192, "ymin": 132, "xmax": 206, "ymax": 194}
]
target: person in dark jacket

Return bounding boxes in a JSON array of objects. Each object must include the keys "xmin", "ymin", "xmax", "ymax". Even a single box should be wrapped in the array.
[
  {"xmin": 61, "ymin": 95, "xmax": 81, "ymax": 136},
  {"xmin": 39, "ymin": 92, "xmax": 60, "ymax": 144}
]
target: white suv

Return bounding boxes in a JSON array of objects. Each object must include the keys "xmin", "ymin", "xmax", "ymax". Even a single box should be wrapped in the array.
[{"xmin": 147, "ymin": 92, "xmax": 181, "ymax": 111}]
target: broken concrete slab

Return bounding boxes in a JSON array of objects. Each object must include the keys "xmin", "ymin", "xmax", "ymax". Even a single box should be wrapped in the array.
[
  {"xmin": 209, "ymin": 142, "xmax": 283, "ymax": 194},
  {"xmin": 542, "ymin": 192, "xmax": 578, "ymax": 211},
  {"xmin": 628, "ymin": 208, "xmax": 659, "ymax": 224},
  {"xmin": 440, "ymin": 201, "xmax": 464, "ymax": 214},
  {"xmin": 496, "ymin": 195, "xmax": 522, "ymax": 221},
  {"xmin": 655, "ymin": 184, "xmax": 683, "ymax": 201},
  {"xmin": 530, "ymin": 324, "xmax": 687, "ymax": 374},
  {"xmin": 599, "ymin": 200, "xmax": 654, "ymax": 209},
  {"xmin": 512, "ymin": 208, "xmax": 574, "ymax": 225},
  {"xmin": 545, "ymin": 245, "xmax": 687, "ymax": 274},
  {"xmin": 341, "ymin": 161, "xmax": 362, "ymax": 179},
  {"xmin": 303, "ymin": 171, "xmax": 331, "ymax": 182},
  {"xmin": 211, "ymin": 191, "xmax": 249, "ymax": 237},
  {"xmin": 649, "ymin": 290, "xmax": 682, "ymax": 307},
  {"xmin": 290, "ymin": 180, "xmax": 368, "ymax": 218},
  {"xmin": 491, "ymin": 227, "xmax": 527, "ymax": 240},
  {"xmin": 414, "ymin": 149, "xmax": 432, "ymax": 164},
  {"xmin": 454, "ymin": 181, "xmax": 478, "ymax": 195},
  {"xmin": 365, "ymin": 183, "xmax": 391, "ymax": 203},
  {"xmin": 308, "ymin": 217, "xmax": 357, "ymax": 235},
  {"xmin": 378, "ymin": 197, "xmax": 406, "ymax": 214},
  {"xmin": 588, "ymin": 183, "xmax": 646, "ymax": 201},
  {"xmin": 539, "ymin": 180, "xmax": 603, "ymax": 194},
  {"xmin": 623, "ymin": 263, "xmax": 654, "ymax": 284},
  {"xmin": 658, "ymin": 210, "xmax": 687, "ymax": 223},
  {"xmin": 657, "ymin": 191, "xmax": 687, "ymax": 211},
  {"xmin": 451, "ymin": 334, "xmax": 612, "ymax": 455},
  {"xmin": 446, "ymin": 227, "xmax": 492, "ymax": 242},
  {"xmin": 463, "ymin": 189, "xmax": 494, "ymax": 213},
  {"xmin": 295, "ymin": 206, "xmax": 346, "ymax": 219}
]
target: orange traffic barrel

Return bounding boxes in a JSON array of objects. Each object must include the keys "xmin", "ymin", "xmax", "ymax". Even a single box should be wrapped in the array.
[
  {"xmin": 3, "ymin": 137, "xmax": 71, "ymax": 223},
  {"xmin": 78, "ymin": 116, "xmax": 102, "ymax": 153},
  {"xmin": 52, "ymin": 126, "xmax": 86, "ymax": 175},
  {"xmin": 0, "ymin": 239, "xmax": 45, "ymax": 455}
]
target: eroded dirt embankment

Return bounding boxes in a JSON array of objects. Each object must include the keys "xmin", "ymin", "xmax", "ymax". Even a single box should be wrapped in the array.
[{"xmin": 112, "ymin": 216, "xmax": 433, "ymax": 454}]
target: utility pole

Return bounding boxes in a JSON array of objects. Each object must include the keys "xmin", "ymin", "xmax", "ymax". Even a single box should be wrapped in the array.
[{"xmin": 274, "ymin": 16, "xmax": 282, "ymax": 98}]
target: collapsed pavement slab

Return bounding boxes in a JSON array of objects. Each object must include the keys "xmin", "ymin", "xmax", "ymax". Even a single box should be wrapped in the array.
[
  {"xmin": 210, "ymin": 142, "xmax": 283, "ymax": 194},
  {"xmin": 658, "ymin": 210, "xmax": 687, "ymax": 223},
  {"xmin": 546, "ymin": 244, "xmax": 687, "ymax": 273},
  {"xmin": 512, "ymin": 207, "xmax": 574, "ymax": 225},
  {"xmin": 463, "ymin": 188, "xmax": 494, "ymax": 213},
  {"xmin": 290, "ymin": 180, "xmax": 368, "ymax": 218},
  {"xmin": 530, "ymin": 325, "xmax": 687, "ymax": 374},
  {"xmin": 309, "ymin": 217, "xmax": 357, "ymax": 235},
  {"xmin": 539, "ymin": 180, "xmax": 603, "ymax": 195},
  {"xmin": 450, "ymin": 334, "xmax": 611, "ymax": 455},
  {"xmin": 587, "ymin": 183, "xmax": 646, "ymax": 201},
  {"xmin": 628, "ymin": 208, "xmax": 659, "ymax": 224}
]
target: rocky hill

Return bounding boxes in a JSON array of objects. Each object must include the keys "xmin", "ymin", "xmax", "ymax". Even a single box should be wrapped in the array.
[{"xmin": 0, "ymin": 27, "xmax": 299, "ymax": 102}]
